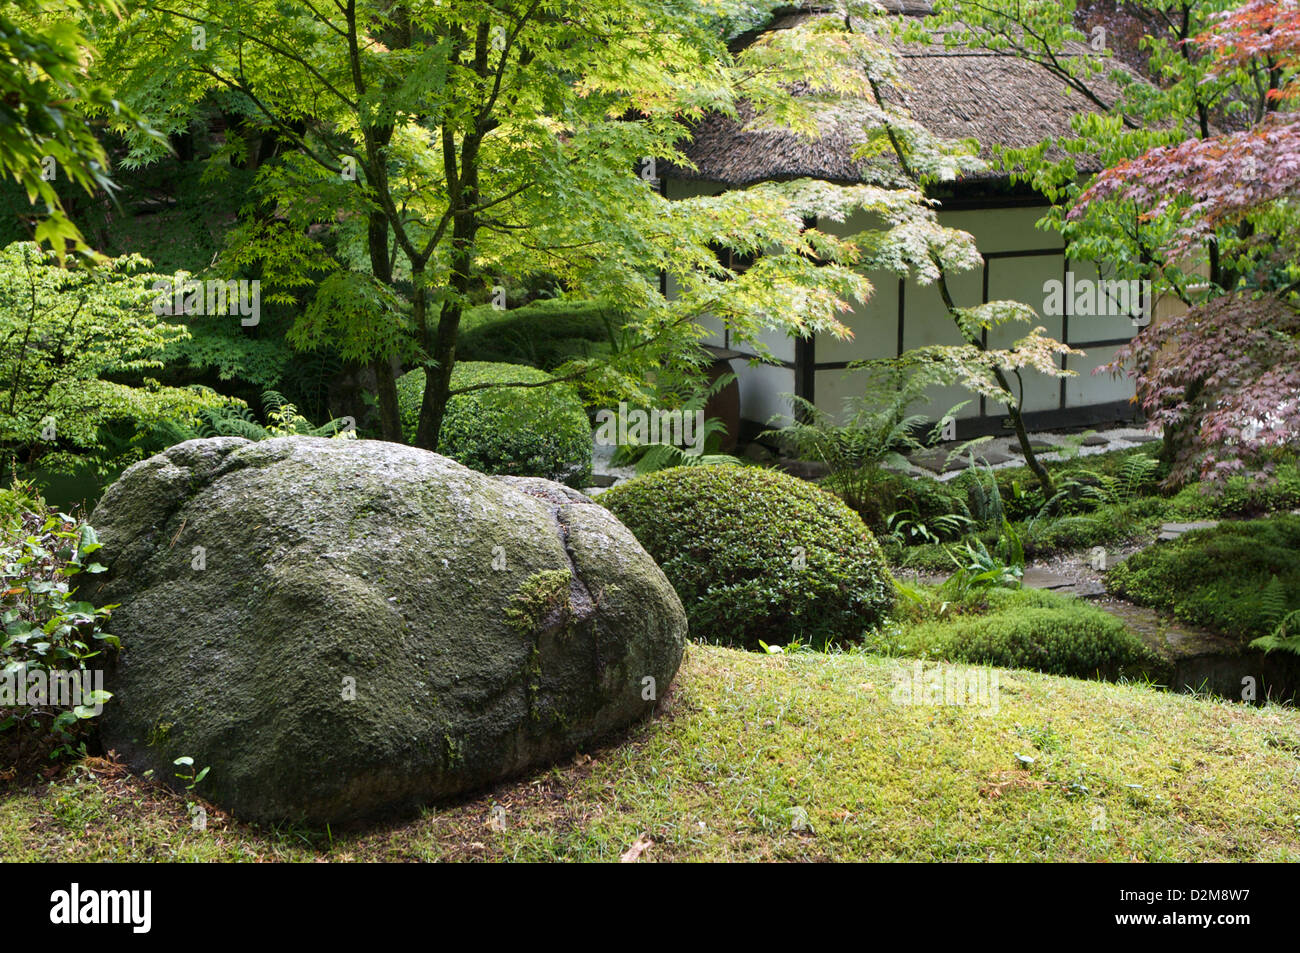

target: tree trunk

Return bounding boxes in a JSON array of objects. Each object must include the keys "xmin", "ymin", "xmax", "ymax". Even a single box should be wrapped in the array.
[
  {"xmin": 417, "ymin": 293, "xmax": 462, "ymax": 451},
  {"xmin": 994, "ymin": 367, "xmax": 1055, "ymax": 497},
  {"xmin": 416, "ymin": 131, "xmax": 480, "ymax": 450},
  {"xmin": 365, "ymin": 206, "xmax": 403, "ymax": 442},
  {"xmin": 414, "ymin": 232, "xmax": 472, "ymax": 451},
  {"xmin": 372, "ymin": 358, "xmax": 402, "ymax": 443}
]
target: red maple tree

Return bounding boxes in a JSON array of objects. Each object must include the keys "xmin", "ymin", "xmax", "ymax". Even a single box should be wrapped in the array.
[{"xmin": 1072, "ymin": 0, "xmax": 1300, "ymax": 483}]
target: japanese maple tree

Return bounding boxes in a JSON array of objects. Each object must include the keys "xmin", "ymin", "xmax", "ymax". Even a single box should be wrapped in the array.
[{"xmin": 1072, "ymin": 0, "xmax": 1300, "ymax": 483}]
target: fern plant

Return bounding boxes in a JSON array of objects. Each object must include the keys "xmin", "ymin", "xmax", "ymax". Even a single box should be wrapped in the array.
[
  {"xmin": 1251, "ymin": 608, "xmax": 1300, "ymax": 656},
  {"xmin": 1117, "ymin": 453, "xmax": 1160, "ymax": 503},
  {"xmin": 963, "ymin": 452, "xmax": 1006, "ymax": 527},
  {"xmin": 1039, "ymin": 452, "xmax": 1160, "ymax": 517},
  {"xmin": 612, "ymin": 373, "xmax": 741, "ymax": 474},
  {"xmin": 886, "ymin": 509, "xmax": 973, "ymax": 545},
  {"xmin": 148, "ymin": 392, "xmax": 356, "ymax": 447},
  {"xmin": 629, "ymin": 420, "xmax": 740, "ymax": 473},
  {"xmin": 763, "ymin": 367, "xmax": 966, "ymax": 514},
  {"xmin": 940, "ymin": 519, "xmax": 1025, "ymax": 595},
  {"xmin": 1251, "ymin": 576, "xmax": 1300, "ymax": 656}
]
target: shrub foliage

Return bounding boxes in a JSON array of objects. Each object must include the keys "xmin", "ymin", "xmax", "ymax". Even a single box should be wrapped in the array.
[
  {"xmin": 600, "ymin": 465, "xmax": 894, "ymax": 649},
  {"xmin": 397, "ymin": 362, "xmax": 592, "ymax": 486},
  {"xmin": 881, "ymin": 588, "xmax": 1158, "ymax": 680},
  {"xmin": 1106, "ymin": 514, "xmax": 1300, "ymax": 640},
  {"xmin": 0, "ymin": 487, "xmax": 116, "ymax": 769}
]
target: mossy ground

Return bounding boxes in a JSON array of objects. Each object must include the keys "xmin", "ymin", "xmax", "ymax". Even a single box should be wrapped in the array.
[{"xmin": 4, "ymin": 644, "xmax": 1300, "ymax": 861}]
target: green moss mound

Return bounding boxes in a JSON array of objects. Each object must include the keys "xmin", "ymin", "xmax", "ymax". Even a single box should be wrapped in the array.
[
  {"xmin": 1163, "ymin": 464, "xmax": 1300, "ymax": 521},
  {"xmin": 883, "ymin": 588, "xmax": 1158, "ymax": 679},
  {"xmin": 397, "ymin": 362, "xmax": 591, "ymax": 487},
  {"xmin": 600, "ymin": 465, "xmax": 894, "ymax": 650},
  {"xmin": 1106, "ymin": 514, "xmax": 1300, "ymax": 640}
]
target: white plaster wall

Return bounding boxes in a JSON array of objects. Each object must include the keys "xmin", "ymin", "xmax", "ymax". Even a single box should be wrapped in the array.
[{"xmin": 660, "ymin": 180, "xmax": 1140, "ymax": 430}]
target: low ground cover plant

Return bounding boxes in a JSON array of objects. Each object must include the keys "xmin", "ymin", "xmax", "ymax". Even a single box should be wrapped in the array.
[
  {"xmin": 878, "ymin": 451, "xmax": 1300, "ymax": 571},
  {"xmin": 1106, "ymin": 515, "xmax": 1300, "ymax": 642},
  {"xmin": 875, "ymin": 585, "xmax": 1160, "ymax": 680},
  {"xmin": 0, "ymin": 484, "xmax": 115, "ymax": 775}
]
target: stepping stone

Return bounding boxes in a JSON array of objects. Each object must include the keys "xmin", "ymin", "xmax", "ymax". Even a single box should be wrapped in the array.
[
  {"xmin": 1157, "ymin": 520, "xmax": 1219, "ymax": 541},
  {"xmin": 1060, "ymin": 579, "xmax": 1107, "ymax": 597},
  {"xmin": 907, "ymin": 448, "xmax": 966, "ymax": 473},
  {"xmin": 1021, "ymin": 567, "xmax": 1076, "ymax": 590},
  {"xmin": 1081, "ymin": 434, "xmax": 1110, "ymax": 447},
  {"xmin": 1126, "ymin": 433, "xmax": 1161, "ymax": 443},
  {"xmin": 584, "ymin": 473, "xmax": 617, "ymax": 488},
  {"xmin": 979, "ymin": 448, "xmax": 1014, "ymax": 465}
]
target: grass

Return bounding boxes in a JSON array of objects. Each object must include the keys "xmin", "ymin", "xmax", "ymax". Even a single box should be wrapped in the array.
[{"xmin": 5, "ymin": 644, "xmax": 1300, "ymax": 861}]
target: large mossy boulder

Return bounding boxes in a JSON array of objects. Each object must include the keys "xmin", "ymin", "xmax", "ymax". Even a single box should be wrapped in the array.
[{"xmin": 89, "ymin": 437, "xmax": 685, "ymax": 825}]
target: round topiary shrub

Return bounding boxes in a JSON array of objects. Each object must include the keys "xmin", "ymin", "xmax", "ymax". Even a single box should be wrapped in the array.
[
  {"xmin": 396, "ymin": 362, "xmax": 591, "ymax": 486},
  {"xmin": 599, "ymin": 465, "xmax": 895, "ymax": 649}
]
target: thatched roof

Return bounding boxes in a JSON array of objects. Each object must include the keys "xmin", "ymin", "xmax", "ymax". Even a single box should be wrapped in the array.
[{"xmin": 666, "ymin": 2, "xmax": 1129, "ymax": 187}]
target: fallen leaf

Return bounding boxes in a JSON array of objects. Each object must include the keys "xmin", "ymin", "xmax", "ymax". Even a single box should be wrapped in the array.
[{"xmin": 620, "ymin": 835, "xmax": 653, "ymax": 863}]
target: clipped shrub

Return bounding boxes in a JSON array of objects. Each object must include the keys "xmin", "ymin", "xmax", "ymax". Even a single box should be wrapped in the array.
[
  {"xmin": 1106, "ymin": 514, "xmax": 1300, "ymax": 640},
  {"xmin": 599, "ymin": 465, "xmax": 894, "ymax": 649},
  {"xmin": 397, "ymin": 362, "xmax": 592, "ymax": 487},
  {"xmin": 455, "ymin": 299, "xmax": 617, "ymax": 370},
  {"xmin": 884, "ymin": 588, "xmax": 1158, "ymax": 679},
  {"xmin": 1164, "ymin": 462, "xmax": 1300, "ymax": 521}
]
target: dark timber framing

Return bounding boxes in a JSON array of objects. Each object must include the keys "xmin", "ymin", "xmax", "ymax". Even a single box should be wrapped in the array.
[
  {"xmin": 661, "ymin": 177, "xmax": 1141, "ymax": 436},
  {"xmin": 799, "ymin": 241, "xmax": 1143, "ymax": 436}
]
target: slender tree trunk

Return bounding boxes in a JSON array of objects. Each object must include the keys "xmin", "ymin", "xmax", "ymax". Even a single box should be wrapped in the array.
[
  {"xmin": 415, "ymin": 221, "xmax": 474, "ymax": 450},
  {"xmin": 373, "ymin": 357, "xmax": 402, "ymax": 442},
  {"xmin": 365, "ymin": 206, "xmax": 403, "ymax": 442},
  {"xmin": 994, "ymin": 367, "xmax": 1053, "ymax": 495},
  {"xmin": 934, "ymin": 270, "xmax": 1056, "ymax": 496},
  {"xmin": 418, "ymin": 292, "xmax": 462, "ymax": 451},
  {"xmin": 417, "ymin": 116, "xmax": 482, "ymax": 450},
  {"xmin": 860, "ymin": 68, "xmax": 1055, "ymax": 498}
]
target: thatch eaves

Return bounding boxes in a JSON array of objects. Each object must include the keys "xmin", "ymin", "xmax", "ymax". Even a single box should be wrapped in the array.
[{"xmin": 666, "ymin": 3, "xmax": 1131, "ymax": 188}]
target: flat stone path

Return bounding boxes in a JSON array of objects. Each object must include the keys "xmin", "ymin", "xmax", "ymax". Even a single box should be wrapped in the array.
[
  {"xmin": 904, "ymin": 425, "xmax": 1163, "ymax": 479},
  {"xmin": 1156, "ymin": 520, "xmax": 1219, "ymax": 541},
  {"xmin": 1021, "ymin": 566, "xmax": 1106, "ymax": 597}
]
